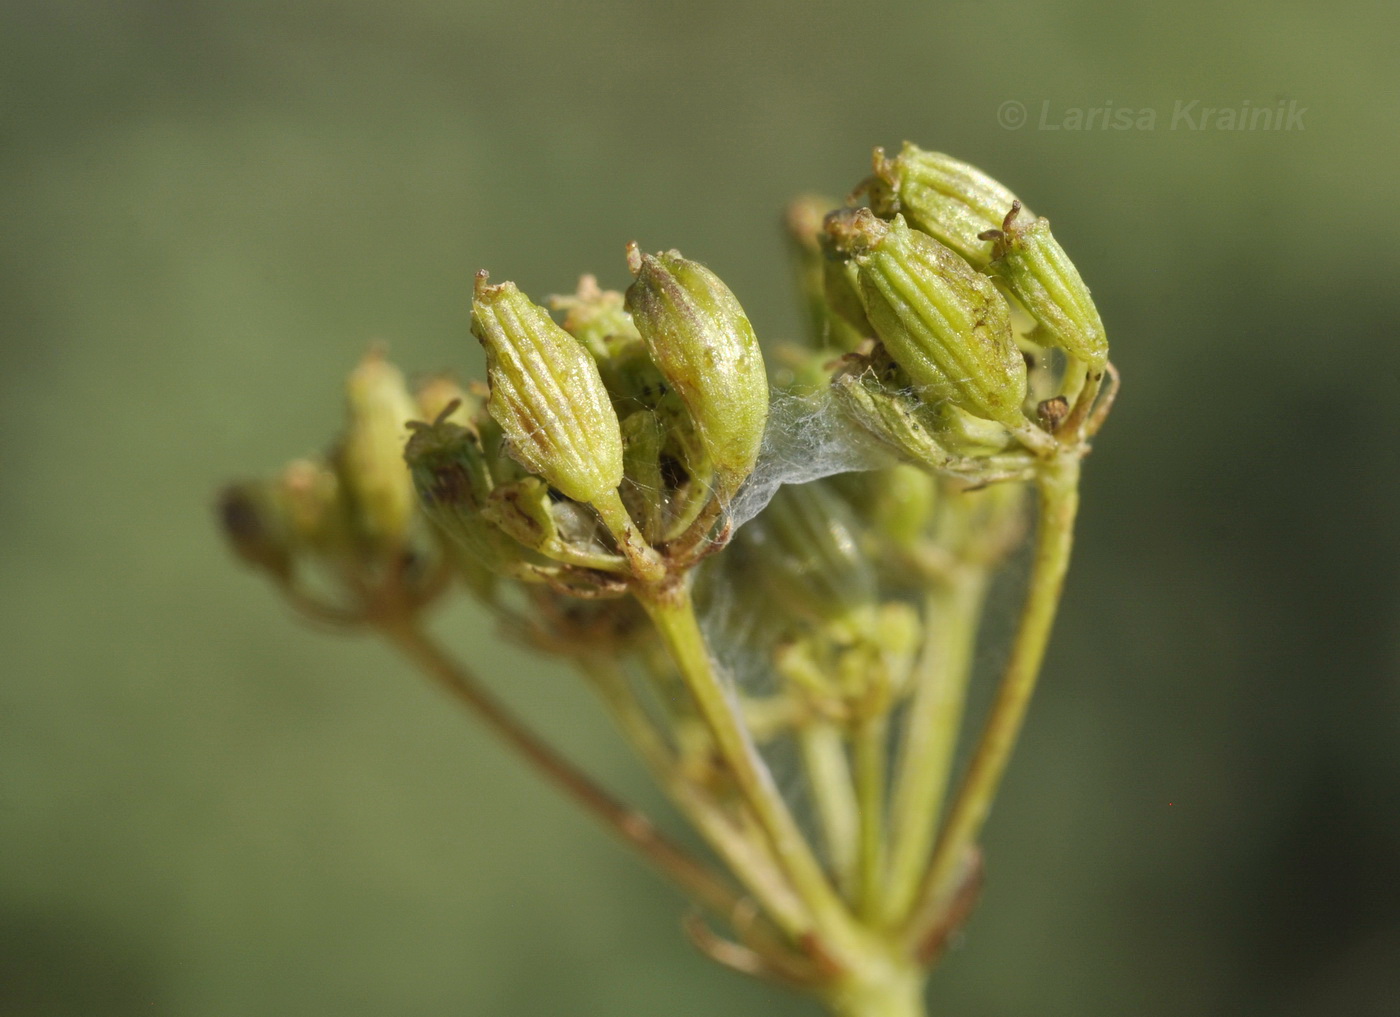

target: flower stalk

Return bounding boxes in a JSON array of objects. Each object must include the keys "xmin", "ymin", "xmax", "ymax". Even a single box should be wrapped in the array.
[{"xmin": 377, "ymin": 614, "xmax": 745, "ymax": 921}]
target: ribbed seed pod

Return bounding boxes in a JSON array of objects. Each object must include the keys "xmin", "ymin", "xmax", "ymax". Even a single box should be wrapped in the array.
[
  {"xmin": 830, "ymin": 370, "xmax": 957, "ymax": 469},
  {"xmin": 866, "ymin": 143, "xmax": 1028, "ymax": 269},
  {"xmin": 404, "ymin": 418, "xmax": 536, "ymax": 578},
  {"xmin": 825, "ymin": 209, "xmax": 1027, "ymax": 427},
  {"xmin": 986, "ymin": 207, "xmax": 1108, "ymax": 370},
  {"xmin": 341, "ymin": 351, "xmax": 420, "ymax": 544},
  {"xmin": 471, "ymin": 272, "xmax": 625, "ymax": 507},
  {"xmin": 624, "ymin": 245, "xmax": 769, "ymax": 501}
]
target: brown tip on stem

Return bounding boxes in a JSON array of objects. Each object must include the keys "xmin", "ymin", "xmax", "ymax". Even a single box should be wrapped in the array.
[
  {"xmin": 217, "ymin": 486, "xmax": 261, "ymax": 541},
  {"xmin": 625, "ymin": 241, "xmax": 642, "ymax": 276},
  {"xmin": 473, "ymin": 269, "xmax": 490, "ymax": 298},
  {"xmin": 1037, "ymin": 395, "xmax": 1070, "ymax": 433},
  {"xmin": 916, "ymin": 848, "xmax": 986, "ymax": 966},
  {"xmin": 434, "ymin": 398, "xmax": 462, "ymax": 427},
  {"xmin": 822, "ymin": 206, "xmax": 887, "ymax": 257},
  {"xmin": 1001, "ymin": 200, "xmax": 1022, "ymax": 233}
]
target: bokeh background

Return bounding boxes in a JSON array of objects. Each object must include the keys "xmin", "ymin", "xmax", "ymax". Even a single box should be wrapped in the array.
[{"xmin": 4, "ymin": 2, "xmax": 1398, "ymax": 1014}]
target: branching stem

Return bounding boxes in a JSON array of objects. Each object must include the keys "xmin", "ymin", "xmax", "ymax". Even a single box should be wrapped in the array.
[
  {"xmin": 639, "ymin": 584, "xmax": 867, "ymax": 960},
  {"xmin": 377, "ymin": 618, "xmax": 744, "ymax": 922},
  {"xmin": 902, "ymin": 454, "xmax": 1080, "ymax": 945},
  {"xmin": 882, "ymin": 568, "xmax": 988, "ymax": 924}
]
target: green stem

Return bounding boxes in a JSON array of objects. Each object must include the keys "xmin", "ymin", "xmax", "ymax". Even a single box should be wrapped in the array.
[
  {"xmin": 799, "ymin": 724, "xmax": 860, "ymax": 896},
  {"xmin": 903, "ymin": 455, "xmax": 1081, "ymax": 943},
  {"xmin": 577, "ymin": 657, "xmax": 811, "ymax": 937},
  {"xmin": 853, "ymin": 712, "xmax": 889, "ymax": 919},
  {"xmin": 881, "ymin": 569, "xmax": 987, "ymax": 924},
  {"xmin": 823, "ymin": 960, "xmax": 928, "ymax": 1017},
  {"xmin": 593, "ymin": 488, "xmax": 666, "ymax": 582},
  {"xmin": 639, "ymin": 584, "xmax": 865, "ymax": 957}
]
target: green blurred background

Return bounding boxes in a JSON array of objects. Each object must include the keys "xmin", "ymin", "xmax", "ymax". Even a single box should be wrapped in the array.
[{"xmin": 4, "ymin": 1, "xmax": 1398, "ymax": 1014}]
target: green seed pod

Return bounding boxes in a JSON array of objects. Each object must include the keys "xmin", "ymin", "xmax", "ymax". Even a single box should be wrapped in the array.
[
  {"xmin": 830, "ymin": 370, "xmax": 956, "ymax": 469},
  {"xmin": 482, "ymin": 477, "xmax": 625, "ymax": 572},
  {"xmin": 865, "ymin": 143, "xmax": 1029, "ymax": 269},
  {"xmin": 742, "ymin": 480, "xmax": 876, "ymax": 626},
  {"xmin": 403, "ymin": 418, "xmax": 534, "ymax": 578},
  {"xmin": 825, "ymin": 209, "xmax": 1027, "ymax": 427},
  {"xmin": 784, "ymin": 194, "xmax": 866, "ymax": 351},
  {"xmin": 822, "ymin": 254, "xmax": 875, "ymax": 343},
  {"xmin": 624, "ymin": 244, "xmax": 769, "ymax": 501},
  {"xmin": 471, "ymin": 272, "xmax": 625, "ymax": 507},
  {"xmin": 619, "ymin": 409, "xmax": 666, "ymax": 542},
  {"xmin": 865, "ymin": 464, "xmax": 938, "ymax": 554},
  {"xmin": 342, "ymin": 351, "xmax": 420, "ymax": 544},
  {"xmin": 983, "ymin": 205, "xmax": 1108, "ymax": 370},
  {"xmin": 217, "ymin": 481, "xmax": 293, "ymax": 579}
]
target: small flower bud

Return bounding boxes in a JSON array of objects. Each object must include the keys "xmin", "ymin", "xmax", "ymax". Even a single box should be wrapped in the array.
[
  {"xmin": 342, "ymin": 351, "xmax": 420, "ymax": 544},
  {"xmin": 217, "ymin": 482, "xmax": 293, "ymax": 579},
  {"xmin": 865, "ymin": 143, "xmax": 1029, "ymax": 269},
  {"xmin": 624, "ymin": 245, "xmax": 769, "ymax": 501},
  {"xmin": 981, "ymin": 204, "xmax": 1108, "ymax": 371},
  {"xmin": 279, "ymin": 458, "xmax": 354, "ymax": 554},
  {"xmin": 825, "ymin": 210, "xmax": 1028, "ymax": 427},
  {"xmin": 548, "ymin": 275, "xmax": 641, "ymax": 359},
  {"xmin": 414, "ymin": 374, "xmax": 477, "ymax": 427},
  {"xmin": 471, "ymin": 272, "xmax": 625, "ymax": 507}
]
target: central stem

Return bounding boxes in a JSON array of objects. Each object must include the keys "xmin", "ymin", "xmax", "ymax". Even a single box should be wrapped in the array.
[{"xmin": 824, "ymin": 960, "xmax": 928, "ymax": 1017}]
